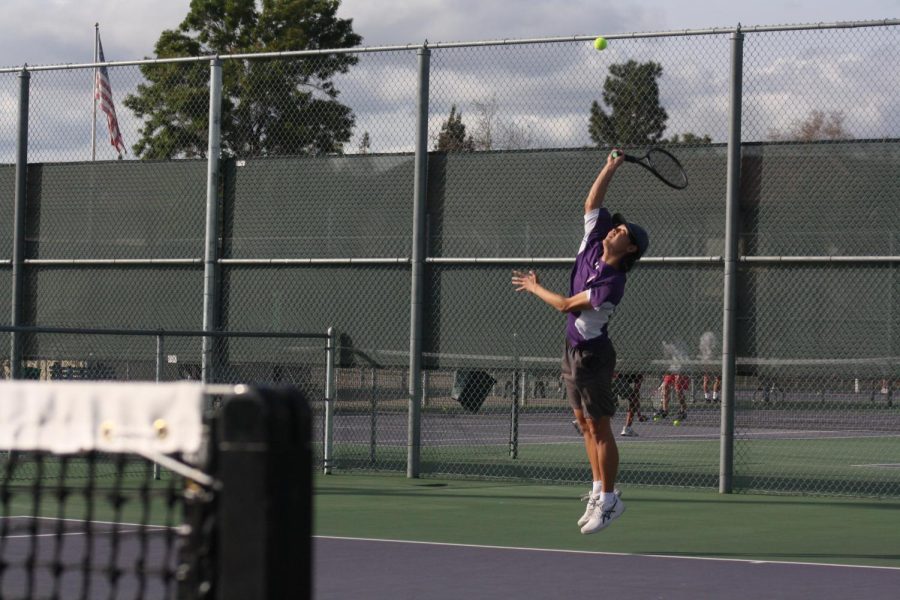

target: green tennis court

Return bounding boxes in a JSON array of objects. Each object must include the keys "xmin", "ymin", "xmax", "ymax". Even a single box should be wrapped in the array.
[{"xmin": 315, "ymin": 473, "xmax": 900, "ymax": 566}]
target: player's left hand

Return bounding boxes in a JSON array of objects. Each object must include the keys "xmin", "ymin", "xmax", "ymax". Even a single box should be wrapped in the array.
[
  {"xmin": 607, "ymin": 149, "xmax": 625, "ymax": 169},
  {"xmin": 511, "ymin": 270, "xmax": 539, "ymax": 293}
]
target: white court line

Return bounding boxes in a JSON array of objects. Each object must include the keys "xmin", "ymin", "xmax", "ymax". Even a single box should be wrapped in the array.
[
  {"xmin": 442, "ymin": 432, "xmax": 900, "ymax": 446},
  {"xmin": 315, "ymin": 535, "xmax": 900, "ymax": 571},
  {"xmin": 400, "ymin": 433, "xmax": 900, "ymax": 448},
  {"xmin": 3, "ymin": 529, "xmax": 170, "ymax": 540},
  {"xmin": 851, "ymin": 463, "xmax": 900, "ymax": 468},
  {"xmin": 417, "ymin": 430, "xmax": 900, "ymax": 440},
  {"xmin": 529, "ymin": 431, "xmax": 900, "ymax": 443},
  {"xmin": 1, "ymin": 516, "xmax": 171, "ymax": 530},
  {"xmin": 373, "ymin": 432, "xmax": 900, "ymax": 450}
]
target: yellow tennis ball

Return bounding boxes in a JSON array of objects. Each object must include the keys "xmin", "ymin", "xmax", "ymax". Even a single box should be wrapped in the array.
[
  {"xmin": 594, "ymin": 36, "xmax": 607, "ymax": 51},
  {"xmin": 673, "ymin": 419, "xmax": 681, "ymax": 426}
]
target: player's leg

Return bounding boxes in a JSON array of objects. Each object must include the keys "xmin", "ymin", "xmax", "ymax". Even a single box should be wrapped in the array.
[
  {"xmin": 621, "ymin": 395, "xmax": 636, "ymax": 436},
  {"xmin": 575, "ymin": 406, "xmax": 602, "ymax": 528},
  {"xmin": 660, "ymin": 377, "xmax": 668, "ymax": 414},
  {"xmin": 622, "ymin": 404, "xmax": 634, "ymax": 435},
  {"xmin": 591, "ymin": 416, "xmax": 618, "ymax": 492},
  {"xmin": 620, "ymin": 374, "xmax": 637, "ymax": 436},
  {"xmin": 663, "ymin": 377, "xmax": 671, "ymax": 412},
  {"xmin": 564, "ymin": 346, "xmax": 607, "ymax": 527},
  {"xmin": 582, "ymin": 415, "xmax": 626, "ymax": 533},
  {"xmin": 633, "ymin": 374, "xmax": 646, "ymax": 421},
  {"xmin": 575, "ymin": 402, "xmax": 622, "ymax": 526},
  {"xmin": 703, "ymin": 373, "xmax": 711, "ymax": 402},
  {"xmin": 621, "ymin": 382, "xmax": 640, "ymax": 436},
  {"xmin": 657, "ymin": 376, "xmax": 671, "ymax": 418},
  {"xmin": 676, "ymin": 376, "xmax": 688, "ymax": 420},
  {"xmin": 574, "ymin": 405, "xmax": 620, "ymax": 527},
  {"xmin": 563, "ymin": 350, "xmax": 600, "ymax": 484},
  {"xmin": 578, "ymin": 344, "xmax": 626, "ymax": 534},
  {"xmin": 574, "ymin": 408, "xmax": 600, "ymax": 481},
  {"xmin": 576, "ymin": 344, "xmax": 616, "ymax": 483},
  {"xmin": 714, "ymin": 375, "xmax": 721, "ymax": 402}
]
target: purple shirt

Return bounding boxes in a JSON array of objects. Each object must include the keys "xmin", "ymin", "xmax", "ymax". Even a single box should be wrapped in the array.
[{"xmin": 566, "ymin": 208, "xmax": 627, "ymax": 348}]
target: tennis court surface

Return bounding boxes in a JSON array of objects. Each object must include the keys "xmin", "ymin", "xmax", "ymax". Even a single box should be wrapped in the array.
[{"xmin": 314, "ymin": 474, "xmax": 900, "ymax": 600}]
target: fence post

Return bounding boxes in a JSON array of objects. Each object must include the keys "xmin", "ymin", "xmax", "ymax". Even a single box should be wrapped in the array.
[
  {"xmin": 509, "ymin": 371, "xmax": 520, "ymax": 459},
  {"xmin": 720, "ymin": 26, "xmax": 744, "ymax": 494},
  {"xmin": 509, "ymin": 333, "xmax": 520, "ymax": 459},
  {"xmin": 10, "ymin": 67, "xmax": 30, "ymax": 380},
  {"xmin": 323, "ymin": 327, "xmax": 335, "ymax": 474},
  {"xmin": 201, "ymin": 57, "xmax": 223, "ymax": 385},
  {"xmin": 155, "ymin": 333, "xmax": 165, "ymax": 383},
  {"xmin": 407, "ymin": 43, "xmax": 430, "ymax": 478},
  {"xmin": 154, "ymin": 332, "xmax": 165, "ymax": 479},
  {"xmin": 369, "ymin": 367, "xmax": 377, "ymax": 464}
]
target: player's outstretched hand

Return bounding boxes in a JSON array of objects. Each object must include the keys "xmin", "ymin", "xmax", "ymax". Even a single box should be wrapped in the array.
[{"xmin": 511, "ymin": 270, "xmax": 539, "ymax": 293}]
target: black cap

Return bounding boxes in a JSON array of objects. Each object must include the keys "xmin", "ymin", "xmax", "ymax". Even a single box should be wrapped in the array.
[{"xmin": 612, "ymin": 213, "xmax": 650, "ymax": 257}]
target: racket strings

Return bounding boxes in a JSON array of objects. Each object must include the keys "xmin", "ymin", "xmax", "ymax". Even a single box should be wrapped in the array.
[{"xmin": 647, "ymin": 150, "xmax": 687, "ymax": 188}]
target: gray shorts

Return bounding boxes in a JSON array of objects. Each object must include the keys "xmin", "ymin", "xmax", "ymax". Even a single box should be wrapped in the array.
[{"xmin": 561, "ymin": 338, "xmax": 617, "ymax": 419}]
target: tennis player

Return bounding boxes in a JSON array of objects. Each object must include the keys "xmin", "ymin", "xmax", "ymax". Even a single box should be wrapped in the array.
[
  {"xmin": 512, "ymin": 150, "xmax": 648, "ymax": 534},
  {"xmin": 703, "ymin": 373, "xmax": 721, "ymax": 403},
  {"xmin": 616, "ymin": 372, "xmax": 646, "ymax": 436},
  {"xmin": 657, "ymin": 341, "xmax": 689, "ymax": 421}
]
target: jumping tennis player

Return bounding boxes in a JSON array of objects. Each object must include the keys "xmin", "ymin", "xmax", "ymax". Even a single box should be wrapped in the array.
[{"xmin": 512, "ymin": 150, "xmax": 648, "ymax": 534}]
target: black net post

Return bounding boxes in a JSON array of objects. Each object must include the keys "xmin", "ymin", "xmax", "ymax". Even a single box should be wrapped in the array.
[{"xmin": 213, "ymin": 387, "xmax": 312, "ymax": 600}]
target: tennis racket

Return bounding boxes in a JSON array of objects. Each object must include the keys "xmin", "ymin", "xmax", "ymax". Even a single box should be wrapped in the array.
[{"xmin": 612, "ymin": 147, "xmax": 688, "ymax": 190}]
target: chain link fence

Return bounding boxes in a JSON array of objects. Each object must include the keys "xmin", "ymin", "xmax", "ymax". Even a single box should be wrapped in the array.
[
  {"xmin": 0, "ymin": 325, "xmax": 329, "ymax": 479},
  {"xmin": 1, "ymin": 20, "xmax": 898, "ymax": 496},
  {"xmin": 735, "ymin": 26, "xmax": 900, "ymax": 496}
]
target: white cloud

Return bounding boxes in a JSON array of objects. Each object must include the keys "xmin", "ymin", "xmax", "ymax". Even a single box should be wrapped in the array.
[
  {"xmin": 740, "ymin": 30, "xmax": 900, "ymax": 140},
  {"xmin": 1, "ymin": 1, "xmax": 898, "ymax": 160},
  {"xmin": 1, "ymin": 0, "xmax": 896, "ymax": 69},
  {"xmin": 0, "ymin": 1, "xmax": 188, "ymax": 68},
  {"xmin": 338, "ymin": 0, "xmax": 654, "ymax": 45}
]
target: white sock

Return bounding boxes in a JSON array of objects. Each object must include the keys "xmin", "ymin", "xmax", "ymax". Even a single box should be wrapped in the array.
[
  {"xmin": 704, "ymin": 393, "xmax": 710, "ymax": 400},
  {"xmin": 599, "ymin": 491, "xmax": 617, "ymax": 507},
  {"xmin": 713, "ymin": 392, "xmax": 719, "ymax": 400},
  {"xmin": 591, "ymin": 481, "xmax": 602, "ymax": 496}
]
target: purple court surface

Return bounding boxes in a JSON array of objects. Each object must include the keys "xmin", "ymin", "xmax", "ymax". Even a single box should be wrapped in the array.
[{"xmin": 315, "ymin": 536, "xmax": 900, "ymax": 600}]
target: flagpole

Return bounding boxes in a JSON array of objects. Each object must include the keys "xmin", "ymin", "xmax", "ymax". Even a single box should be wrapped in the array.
[{"xmin": 91, "ymin": 23, "xmax": 98, "ymax": 161}]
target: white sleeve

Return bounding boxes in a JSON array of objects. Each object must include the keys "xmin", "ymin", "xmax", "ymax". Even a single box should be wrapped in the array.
[
  {"xmin": 583, "ymin": 209, "xmax": 600, "ymax": 236},
  {"xmin": 579, "ymin": 209, "xmax": 600, "ymax": 254}
]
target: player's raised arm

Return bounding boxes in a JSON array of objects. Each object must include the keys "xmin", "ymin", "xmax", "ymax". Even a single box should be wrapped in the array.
[{"xmin": 583, "ymin": 150, "xmax": 625, "ymax": 214}]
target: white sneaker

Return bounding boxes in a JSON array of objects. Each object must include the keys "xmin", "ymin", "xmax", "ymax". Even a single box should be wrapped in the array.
[
  {"xmin": 577, "ymin": 495, "xmax": 599, "ymax": 527},
  {"xmin": 580, "ymin": 496, "xmax": 626, "ymax": 534},
  {"xmin": 576, "ymin": 488, "xmax": 622, "ymax": 527},
  {"xmin": 620, "ymin": 425, "xmax": 637, "ymax": 437}
]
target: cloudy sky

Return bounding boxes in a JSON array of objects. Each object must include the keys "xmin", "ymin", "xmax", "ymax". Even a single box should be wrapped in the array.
[
  {"xmin": 1, "ymin": 1, "xmax": 898, "ymax": 160},
  {"xmin": 0, "ymin": 0, "xmax": 897, "ymax": 64}
]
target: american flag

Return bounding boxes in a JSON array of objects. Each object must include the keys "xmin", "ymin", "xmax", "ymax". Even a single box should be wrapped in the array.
[{"xmin": 95, "ymin": 35, "xmax": 126, "ymax": 156}]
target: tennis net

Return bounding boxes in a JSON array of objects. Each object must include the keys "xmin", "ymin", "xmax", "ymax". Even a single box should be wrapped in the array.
[{"xmin": 0, "ymin": 381, "xmax": 311, "ymax": 600}]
